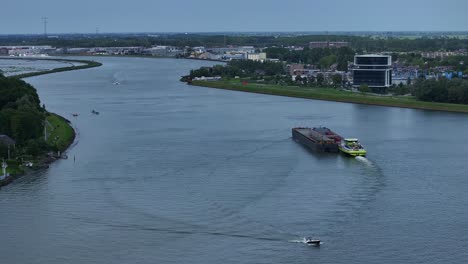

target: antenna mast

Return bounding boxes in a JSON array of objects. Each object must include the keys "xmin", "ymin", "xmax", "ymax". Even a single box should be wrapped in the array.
[{"xmin": 41, "ymin": 17, "xmax": 48, "ymax": 38}]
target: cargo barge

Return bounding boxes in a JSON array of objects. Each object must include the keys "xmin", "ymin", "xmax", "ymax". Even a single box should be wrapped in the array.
[{"xmin": 292, "ymin": 127, "xmax": 343, "ymax": 153}]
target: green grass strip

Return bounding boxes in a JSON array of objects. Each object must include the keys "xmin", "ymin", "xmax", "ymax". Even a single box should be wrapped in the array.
[{"xmin": 192, "ymin": 80, "xmax": 468, "ymax": 113}]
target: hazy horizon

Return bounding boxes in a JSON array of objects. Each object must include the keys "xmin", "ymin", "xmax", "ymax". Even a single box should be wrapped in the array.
[
  {"xmin": 2, "ymin": 30, "xmax": 468, "ymax": 36},
  {"xmin": 2, "ymin": 0, "xmax": 468, "ymax": 34}
]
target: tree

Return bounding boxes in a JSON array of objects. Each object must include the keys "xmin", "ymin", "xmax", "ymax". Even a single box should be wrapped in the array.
[
  {"xmin": 319, "ymin": 55, "xmax": 337, "ymax": 70},
  {"xmin": 308, "ymin": 76, "xmax": 316, "ymax": 87},
  {"xmin": 331, "ymin": 74, "xmax": 343, "ymax": 88},
  {"xmin": 358, "ymin": 84, "xmax": 370, "ymax": 93},
  {"xmin": 316, "ymin": 73, "xmax": 325, "ymax": 86},
  {"xmin": 337, "ymin": 58, "xmax": 348, "ymax": 71},
  {"xmin": 295, "ymin": 75, "xmax": 302, "ymax": 85}
]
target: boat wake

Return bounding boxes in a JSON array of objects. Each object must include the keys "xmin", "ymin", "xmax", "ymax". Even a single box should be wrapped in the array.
[
  {"xmin": 289, "ymin": 237, "xmax": 314, "ymax": 244},
  {"xmin": 289, "ymin": 239, "xmax": 305, "ymax": 243},
  {"xmin": 289, "ymin": 238, "xmax": 323, "ymax": 245},
  {"xmin": 354, "ymin": 155, "xmax": 383, "ymax": 177},
  {"xmin": 355, "ymin": 156, "xmax": 375, "ymax": 167}
]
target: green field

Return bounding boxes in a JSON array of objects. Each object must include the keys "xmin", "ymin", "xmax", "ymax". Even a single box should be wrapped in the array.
[
  {"xmin": 192, "ymin": 80, "xmax": 468, "ymax": 113},
  {"xmin": 46, "ymin": 113, "xmax": 75, "ymax": 151}
]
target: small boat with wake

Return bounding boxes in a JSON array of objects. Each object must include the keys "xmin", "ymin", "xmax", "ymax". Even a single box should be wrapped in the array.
[
  {"xmin": 304, "ymin": 237, "xmax": 321, "ymax": 246},
  {"xmin": 339, "ymin": 138, "xmax": 367, "ymax": 156},
  {"xmin": 91, "ymin": 109, "xmax": 100, "ymax": 115}
]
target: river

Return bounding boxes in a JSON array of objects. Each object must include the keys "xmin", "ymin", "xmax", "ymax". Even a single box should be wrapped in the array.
[{"xmin": 1, "ymin": 57, "xmax": 468, "ymax": 263}]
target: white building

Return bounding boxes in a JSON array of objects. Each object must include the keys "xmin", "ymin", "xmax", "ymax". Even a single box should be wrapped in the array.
[
  {"xmin": 145, "ymin": 46, "xmax": 184, "ymax": 57},
  {"xmin": 247, "ymin": 53, "xmax": 267, "ymax": 62}
]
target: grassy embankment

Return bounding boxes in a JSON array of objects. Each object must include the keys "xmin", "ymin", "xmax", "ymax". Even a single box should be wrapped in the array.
[
  {"xmin": 46, "ymin": 113, "xmax": 75, "ymax": 151},
  {"xmin": 4, "ymin": 113, "xmax": 75, "ymax": 178},
  {"xmin": 192, "ymin": 79, "xmax": 468, "ymax": 113},
  {"xmin": 5, "ymin": 160, "xmax": 23, "ymax": 176}
]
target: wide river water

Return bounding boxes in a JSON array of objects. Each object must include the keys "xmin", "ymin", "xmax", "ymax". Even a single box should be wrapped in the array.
[{"xmin": 1, "ymin": 57, "xmax": 468, "ymax": 263}]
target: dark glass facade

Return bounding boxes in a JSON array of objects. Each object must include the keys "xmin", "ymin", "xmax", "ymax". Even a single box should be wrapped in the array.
[
  {"xmin": 357, "ymin": 66, "xmax": 389, "ymax": 70},
  {"xmin": 353, "ymin": 55, "xmax": 392, "ymax": 87},
  {"xmin": 353, "ymin": 70, "xmax": 386, "ymax": 86},
  {"xmin": 355, "ymin": 56, "xmax": 390, "ymax": 65},
  {"xmin": 389, "ymin": 70, "xmax": 392, "ymax": 85}
]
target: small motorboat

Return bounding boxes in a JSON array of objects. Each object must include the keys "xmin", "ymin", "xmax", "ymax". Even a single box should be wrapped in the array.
[
  {"xmin": 91, "ymin": 110, "xmax": 100, "ymax": 115},
  {"xmin": 113, "ymin": 81, "xmax": 120, "ymax": 85},
  {"xmin": 339, "ymin": 138, "xmax": 367, "ymax": 157},
  {"xmin": 304, "ymin": 237, "xmax": 321, "ymax": 246},
  {"xmin": 72, "ymin": 113, "xmax": 79, "ymax": 117}
]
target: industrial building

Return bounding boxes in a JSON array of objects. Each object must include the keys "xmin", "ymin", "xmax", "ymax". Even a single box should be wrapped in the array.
[
  {"xmin": 353, "ymin": 54, "xmax": 392, "ymax": 88},
  {"xmin": 247, "ymin": 52, "xmax": 267, "ymax": 62}
]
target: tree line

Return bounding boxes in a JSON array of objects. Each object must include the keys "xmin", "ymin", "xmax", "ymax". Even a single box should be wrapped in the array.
[
  {"xmin": 264, "ymin": 46, "xmax": 354, "ymax": 71},
  {"xmin": 0, "ymin": 74, "xmax": 48, "ymax": 157},
  {"xmin": 184, "ymin": 60, "xmax": 347, "ymax": 88},
  {"xmin": 187, "ymin": 60, "xmax": 285, "ymax": 80},
  {"xmin": 413, "ymin": 78, "xmax": 468, "ymax": 104}
]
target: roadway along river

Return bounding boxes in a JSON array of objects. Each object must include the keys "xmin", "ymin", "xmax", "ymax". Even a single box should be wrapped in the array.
[{"xmin": 1, "ymin": 57, "xmax": 468, "ymax": 264}]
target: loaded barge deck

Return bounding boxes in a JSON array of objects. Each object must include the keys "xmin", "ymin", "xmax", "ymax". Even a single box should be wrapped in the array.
[{"xmin": 292, "ymin": 127, "xmax": 343, "ymax": 153}]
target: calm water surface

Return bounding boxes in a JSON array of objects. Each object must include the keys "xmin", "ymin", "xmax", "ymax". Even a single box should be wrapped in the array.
[{"xmin": 1, "ymin": 57, "xmax": 468, "ymax": 263}]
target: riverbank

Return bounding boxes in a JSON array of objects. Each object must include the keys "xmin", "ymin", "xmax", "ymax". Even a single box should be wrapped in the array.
[
  {"xmin": 1, "ymin": 113, "xmax": 75, "ymax": 187},
  {"xmin": 191, "ymin": 79, "xmax": 468, "ymax": 113},
  {"xmin": 0, "ymin": 58, "xmax": 91, "ymax": 188}
]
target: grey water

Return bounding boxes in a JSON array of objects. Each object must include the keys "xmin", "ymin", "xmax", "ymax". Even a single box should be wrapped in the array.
[{"xmin": 1, "ymin": 57, "xmax": 468, "ymax": 264}]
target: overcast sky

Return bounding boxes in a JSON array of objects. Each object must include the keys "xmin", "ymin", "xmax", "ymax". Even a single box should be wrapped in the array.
[{"xmin": 1, "ymin": 0, "xmax": 468, "ymax": 34}]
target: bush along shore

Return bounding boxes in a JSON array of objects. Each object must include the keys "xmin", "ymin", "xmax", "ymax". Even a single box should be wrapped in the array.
[
  {"xmin": 189, "ymin": 79, "xmax": 468, "ymax": 113},
  {"xmin": 0, "ymin": 58, "xmax": 101, "ymax": 187}
]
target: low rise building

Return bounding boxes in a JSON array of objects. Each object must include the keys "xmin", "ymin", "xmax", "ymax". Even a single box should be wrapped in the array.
[
  {"xmin": 392, "ymin": 77, "xmax": 409, "ymax": 86},
  {"xmin": 192, "ymin": 46, "xmax": 206, "ymax": 54},
  {"xmin": 197, "ymin": 52, "xmax": 221, "ymax": 60},
  {"xmin": 145, "ymin": 46, "xmax": 184, "ymax": 57},
  {"xmin": 221, "ymin": 53, "xmax": 246, "ymax": 61},
  {"xmin": 0, "ymin": 48, "xmax": 9, "ymax": 56},
  {"xmin": 209, "ymin": 46, "xmax": 256, "ymax": 55},
  {"xmin": 2, "ymin": 45, "xmax": 55, "ymax": 56},
  {"xmin": 288, "ymin": 64, "xmax": 304, "ymax": 76},
  {"xmin": 247, "ymin": 53, "xmax": 266, "ymax": 62}
]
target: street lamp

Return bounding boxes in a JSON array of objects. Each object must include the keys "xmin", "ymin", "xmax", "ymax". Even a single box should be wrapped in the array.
[{"xmin": 1, "ymin": 159, "xmax": 7, "ymax": 180}]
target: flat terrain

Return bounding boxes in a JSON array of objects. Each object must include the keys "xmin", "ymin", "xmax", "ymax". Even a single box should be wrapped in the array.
[{"xmin": 192, "ymin": 79, "xmax": 468, "ymax": 113}]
